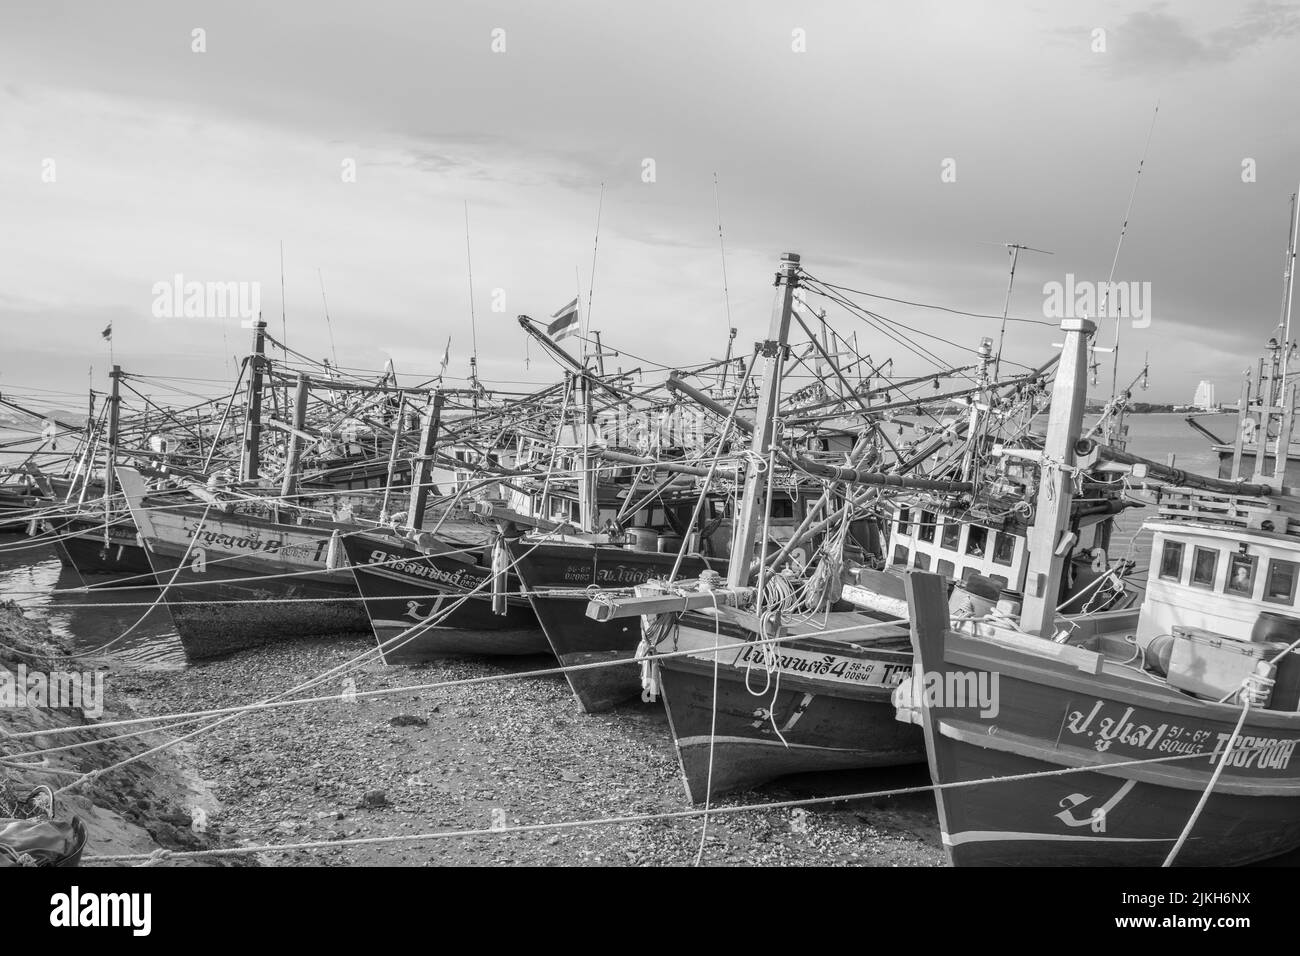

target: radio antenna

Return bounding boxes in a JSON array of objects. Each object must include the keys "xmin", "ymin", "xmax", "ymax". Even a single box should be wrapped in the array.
[{"xmin": 1104, "ymin": 102, "xmax": 1160, "ymax": 406}]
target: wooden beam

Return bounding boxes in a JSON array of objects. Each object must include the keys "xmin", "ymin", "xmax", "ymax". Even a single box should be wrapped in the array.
[
  {"xmin": 729, "ymin": 252, "xmax": 800, "ymax": 588},
  {"xmin": 1020, "ymin": 316, "xmax": 1094, "ymax": 637},
  {"xmin": 280, "ymin": 374, "xmax": 310, "ymax": 499},
  {"xmin": 585, "ymin": 585, "xmax": 754, "ymax": 622},
  {"xmin": 405, "ymin": 391, "xmax": 443, "ymax": 532}
]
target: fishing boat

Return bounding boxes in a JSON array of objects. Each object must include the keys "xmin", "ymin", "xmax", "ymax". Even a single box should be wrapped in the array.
[
  {"xmin": 899, "ymin": 316, "xmax": 1300, "ymax": 866},
  {"xmin": 341, "ymin": 528, "xmax": 544, "ymax": 662},
  {"xmin": 45, "ymin": 512, "xmax": 154, "ymax": 583},
  {"xmin": 0, "ymin": 481, "xmax": 41, "ymax": 534},
  {"xmin": 115, "ymin": 468, "xmax": 375, "ymax": 659}
]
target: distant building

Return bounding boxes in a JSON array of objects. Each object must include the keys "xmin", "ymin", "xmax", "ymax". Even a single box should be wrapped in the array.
[{"xmin": 1193, "ymin": 380, "xmax": 1217, "ymax": 412}]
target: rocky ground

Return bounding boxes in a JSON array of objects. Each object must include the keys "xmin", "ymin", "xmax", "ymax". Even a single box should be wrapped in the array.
[
  {"xmin": 108, "ymin": 635, "xmax": 947, "ymax": 867},
  {"xmin": 0, "ymin": 602, "xmax": 226, "ymax": 864}
]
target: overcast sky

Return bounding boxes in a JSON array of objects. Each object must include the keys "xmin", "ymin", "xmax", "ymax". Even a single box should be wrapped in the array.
[{"xmin": 3, "ymin": 0, "xmax": 1300, "ymax": 409}]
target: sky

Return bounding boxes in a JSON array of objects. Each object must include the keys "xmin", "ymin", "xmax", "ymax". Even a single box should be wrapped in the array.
[{"xmin": 2, "ymin": 0, "xmax": 1300, "ymax": 411}]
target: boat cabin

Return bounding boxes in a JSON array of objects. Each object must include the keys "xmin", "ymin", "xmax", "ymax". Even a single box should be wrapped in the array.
[
  {"xmin": 1137, "ymin": 489, "xmax": 1300, "ymax": 646},
  {"xmin": 885, "ymin": 502, "xmax": 1027, "ymax": 593}
]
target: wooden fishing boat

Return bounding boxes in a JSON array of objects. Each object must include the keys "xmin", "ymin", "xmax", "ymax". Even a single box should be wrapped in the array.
[
  {"xmin": 341, "ymin": 530, "xmax": 544, "ymax": 662},
  {"xmin": 44, "ymin": 513, "xmax": 153, "ymax": 583},
  {"xmin": 649, "ymin": 604, "xmax": 920, "ymax": 802},
  {"xmin": 903, "ymin": 570, "xmax": 1300, "ymax": 866},
  {"xmin": 115, "ymin": 467, "xmax": 372, "ymax": 659},
  {"xmin": 899, "ymin": 316, "xmax": 1300, "ymax": 866},
  {"xmin": 508, "ymin": 534, "xmax": 722, "ymax": 712},
  {"xmin": 0, "ymin": 482, "xmax": 41, "ymax": 534}
]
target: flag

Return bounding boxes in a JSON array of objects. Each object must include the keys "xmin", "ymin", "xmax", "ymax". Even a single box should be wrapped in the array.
[
  {"xmin": 439, "ymin": 337, "xmax": 451, "ymax": 377},
  {"xmin": 101, "ymin": 323, "xmax": 112, "ymax": 341},
  {"xmin": 547, "ymin": 298, "xmax": 579, "ymax": 343}
]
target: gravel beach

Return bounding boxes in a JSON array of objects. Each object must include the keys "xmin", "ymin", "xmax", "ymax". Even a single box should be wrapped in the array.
[{"xmin": 115, "ymin": 635, "xmax": 947, "ymax": 866}]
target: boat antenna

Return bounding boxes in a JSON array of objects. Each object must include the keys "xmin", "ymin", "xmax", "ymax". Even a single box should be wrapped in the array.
[
  {"xmin": 1275, "ymin": 187, "xmax": 1299, "ymax": 410},
  {"xmin": 584, "ymin": 181, "xmax": 605, "ymax": 367},
  {"xmin": 279, "ymin": 239, "xmax": 288, "ymax": 358},
  {"xmin": 464, "ymin": 201, "xmax": 480, "ymax": 400},
  {"xmin": 317, "ymin": 268, "xmax": 339, "ymax": 369},
  {"xmin": 993, "ymin": 242, "xmax": 1052, "ymax": 380},
  {"xmin": 714, "ymin": 172, "xmax": 736, "ymax": 393},
  {"xmin": 1104, "ymin": 101, "xmax": 1160, "ymax": 406}
]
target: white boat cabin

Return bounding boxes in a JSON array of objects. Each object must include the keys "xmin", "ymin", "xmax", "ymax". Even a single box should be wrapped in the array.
[
  {"xmin": 883, "ymin": 501, "xmax": 1029, "ymax": 594},
  {"xmin": 1137, "ymin": 490, "xmax": 1300, "ymax": 646}
]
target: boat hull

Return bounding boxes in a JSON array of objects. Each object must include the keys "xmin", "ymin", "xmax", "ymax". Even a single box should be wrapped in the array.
[
  {"xmin": 45, "ymin": 516, "xmax": 152, "ymax": 583},
  {"xmin": 134, "ymin": 505, "xmax": 370, "ymax": 660},
  {"xmin": 658, "ymin": 612, "xmax": 921, "ymax": 802},
  {"xmin": 341, "ymin": 532, "xmax": 545, "ymax": 662},
  {"xmin": 507, "ymin": 539, "xmax": 721, "ymax": 713},
  {"xmin": 903, "ymin": 572, "xmax": 1300, "ymax": 867}
]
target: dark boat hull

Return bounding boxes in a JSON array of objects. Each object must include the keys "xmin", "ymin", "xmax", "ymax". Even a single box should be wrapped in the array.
[
  {"xmin": 904, "ymin": 572, "xmax": 1300, "ymax": 867},
  {"xmin": 341, "ymin": 532, "xmax": 544, "ymax": 662},
  {"xmin": 133, "ymin": 505, "xmax": 370, "ymax": 660},
  {"xmin": 45, "ymin": 516, "xmax": 152, "ymax": 584},
  {"xmin": 507, "ymin": 539, "xmax": 721, "ymax": 713},
  {"xmin": 0, "ymin": 488, "xmax": 41, "ymax": 534},
  {"xmin": 658, "ymin": 613, "xmax": 921, "ymax": 802}
]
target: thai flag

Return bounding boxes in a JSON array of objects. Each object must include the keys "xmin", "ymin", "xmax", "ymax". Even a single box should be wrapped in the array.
[{"xmin": 547, "ymin": 298, "xmax": 580, "ymax": 343}]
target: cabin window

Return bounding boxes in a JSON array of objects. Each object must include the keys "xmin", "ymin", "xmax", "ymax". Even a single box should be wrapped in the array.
[
  {"xmin": 1225, "ymin": 553, "xmax": 1257, "ymax": 597},
  {"xmin": 1190, "ymin": 547, "xmax": 1218, "ymax": 589},
  {"xmin": 937, "ymin": 558, "xmax": 955, "ymax": 578},
  {"xmin": 941, "ymin": 520, "xmax": 961, "ymax": 551},
  {"xmin": 892, "ymin": 545, "xmax": 909, "ymax": 566},
  {"xmin": 1158, "ymin": 541, "xmax": 1184, "ymax": 581},
  {"xmin": 1264, "ymin": 559, "xmax": 1300, "ymax": 605},
  {"xmin": 897, "ymin": 507, "xmax": 911, "ymax": 536},
  {"xmin": 913, "ymin": 552, "xmax": 931, "ymax": 571},
  {"xmin": 992, "ymin": 532, "xmax": 1015, "ymax": 567},
  {"xmin": 965, "ymin": 526, "xmax": 988, "ymax": 557},
  {"xmin": 768, "ymin": 497, "xmax": 794, "ymax": 520},
  {"xmin": 987, "ymin": 574, "xmax": 1008, "ymax": 590},
  {"xmin": 918, "ymin": 511, "xmax": 936, "ymax": 543},
  {"xmin": 961, "ymin": 567, "xmax": 980, "ymax": 583}
]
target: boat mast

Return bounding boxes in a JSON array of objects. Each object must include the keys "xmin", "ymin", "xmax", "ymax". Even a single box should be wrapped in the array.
[
  {"xmin": 727, "ymin": 252, "xmax": 799, "ymax": 589},
  {"xmin": 280, "ymin": 372, "xmax": 309, "ymax": 499},
  {"xmin": 1019, "ymin": 316, "xmax": 1095, "ymax": 637},
  {"xmin": 104, "ymin": 364, "xmax": 121, "ymax": 511},
  {"xmin": 405, "ymin": 391, "xmax": 444, "ymax": 533},
  {"xmin": 240, "ymin": 319, "xmax": 268, "ymax": 481},
  {"xmin": 1274, "ymin": 188, "xmax": 1299, "ymax": 459},
  {"xmin": 576, "ymin": 370, "xmax": 595, "ymax": 532}
]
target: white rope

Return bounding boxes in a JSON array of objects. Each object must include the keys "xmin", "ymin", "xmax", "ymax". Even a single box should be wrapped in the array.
[{"xmin": 1161, "ymin": 696, "xmax": 1251, "ymax": 867}]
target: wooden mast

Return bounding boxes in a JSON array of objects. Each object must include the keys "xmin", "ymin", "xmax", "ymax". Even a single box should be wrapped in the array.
[
  {"xmin": 240, "ymin": 319, "xmax": 267, "ymax": 481},
  {"xmin": 1019, "ymin": 316, "xmax": 1095, "ymax": 637},
  {"xmin": 727, "ymin": 252, "xmax": 799, "ymax": 589},
  {"xmin": 280, "ymin": 373, "xmax": 309, "ymax": 499},
  {"xmin": 406, "ymin": 391, "xmax": 444, "ymax": 533},
  {"xmin": 576, "ymin": 369, "xmax": 594, "ymax": 532},
  {"xmin": 104, "ymin": 364, "xmax": 121, "ymax": 513},
  {"xmin": 378, "ymin": 392, "xmax": 407, "ymax": 523}
]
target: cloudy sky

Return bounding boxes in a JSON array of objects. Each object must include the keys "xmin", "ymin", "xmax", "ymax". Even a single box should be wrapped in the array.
[{"xmin": 3, "ymin": 0, "xmax": 1300, "ymax": 410}]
